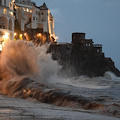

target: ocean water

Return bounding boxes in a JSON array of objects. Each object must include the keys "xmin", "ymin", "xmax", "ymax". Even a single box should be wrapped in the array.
[
  {"xmin": 55, "ymin": 72, "xmax": 120, "ymax": 103},
  {"xmin": 0, "ymin": 40, "xmax": 120, "ymax": 118}
]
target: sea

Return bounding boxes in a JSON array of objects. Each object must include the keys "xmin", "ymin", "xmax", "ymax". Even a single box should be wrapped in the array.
[{"xmin": 0, "ymin": 40, "xmax": 120, "ymax": 119}]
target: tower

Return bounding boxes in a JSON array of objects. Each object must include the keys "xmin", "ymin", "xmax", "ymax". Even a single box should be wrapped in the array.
[{"xmin": 72, "ymin": 32, "xmax": 86, "ymax": 44}]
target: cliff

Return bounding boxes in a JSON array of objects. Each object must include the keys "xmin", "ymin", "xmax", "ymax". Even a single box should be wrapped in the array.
[
  {"xmin": 70, "ymin": 44, "xmax": 120, "ymax": 77},
  {"xmin": 21, "ymin": 31, "xmax": 120, "ymax": 77},
  {"xmin": 49, "ymin": 43, "xmax": 120, "ymax": 77}
]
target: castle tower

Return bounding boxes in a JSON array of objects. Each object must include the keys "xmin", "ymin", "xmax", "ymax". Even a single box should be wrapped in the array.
[{"xmin": 72, "ymin": 32, "xmax": 86, "ymax": 44}]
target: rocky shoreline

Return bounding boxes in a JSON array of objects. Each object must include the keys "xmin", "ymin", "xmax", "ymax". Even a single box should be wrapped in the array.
[{"xmin": 48, "ymin": 33, "xmax": 120, "ymax": 77}]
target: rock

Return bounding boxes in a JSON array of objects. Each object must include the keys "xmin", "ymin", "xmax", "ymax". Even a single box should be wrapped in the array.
[{"xmin": 49, "ymin": 43, "xmax": 120, "ymax": 77}]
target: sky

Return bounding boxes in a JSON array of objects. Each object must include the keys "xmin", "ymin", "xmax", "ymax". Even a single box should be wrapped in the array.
[{"xmin": 33, "ymin": 0, "xmax": 120, "ymax": 70}]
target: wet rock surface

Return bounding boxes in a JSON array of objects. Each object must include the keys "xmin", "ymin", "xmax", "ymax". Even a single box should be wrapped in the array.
[{"xmin": 49, "ymin": 44, "xmax": 120, "ymax": 77}]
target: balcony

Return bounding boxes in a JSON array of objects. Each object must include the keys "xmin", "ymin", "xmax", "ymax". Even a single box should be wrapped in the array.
[
  {"xmin": 0, "ymin": 6, "xmax": 14, "ymax": 18},
  {"xmin": 93, "ymin": 44, "xmax": 102, "ymax": 48}
]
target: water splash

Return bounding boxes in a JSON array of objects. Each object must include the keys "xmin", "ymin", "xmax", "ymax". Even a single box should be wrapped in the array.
[
  {"xmin": 0, "ymin": 40, "xmax": 38, "ymax": 80},
  {"xmin": 0, "ymin": 40, "xmax": 120, "ymax": 116},
  {"xmin": 0, "ymin": 40, "xmax": 61, "ymax": 96}
]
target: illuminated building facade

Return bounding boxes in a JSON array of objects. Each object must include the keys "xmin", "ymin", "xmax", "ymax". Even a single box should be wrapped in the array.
[
  {"xmin": 0, "ymin": 0, "xmax": 15, "ymax": 40},
  {"xmin": 14, "ymin": 0, "xmax": 55, "ymax": 39}
]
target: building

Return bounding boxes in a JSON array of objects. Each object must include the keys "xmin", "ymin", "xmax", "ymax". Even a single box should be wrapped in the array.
[
  {"xmin": 72, "ymin": 33, "xmax": 93, "ymax": 47},
  {"xmin": 0, "ymin": 0, "xmax": 15, "ymax": 50},
  {"xmin": 72, "ymin": 32, "xmax": 102, "ymax": 53},
  {"xmin": 14, "ymin": 0, "xmax": 55, "ymax": 39},
  {"xmin": 0, "ymin": 0, "xmax": 56, "ymax": 50}
]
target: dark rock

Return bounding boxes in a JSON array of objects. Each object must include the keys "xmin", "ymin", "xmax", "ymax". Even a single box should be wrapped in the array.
[{"xmin": 49, "ymin": 43, "xmax": 120, "ymax": 77}]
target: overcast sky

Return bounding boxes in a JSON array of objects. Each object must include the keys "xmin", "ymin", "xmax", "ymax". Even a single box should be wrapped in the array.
[{"xmin": 33, "ymin": 0, "xmax": 120, "ymax": 70}]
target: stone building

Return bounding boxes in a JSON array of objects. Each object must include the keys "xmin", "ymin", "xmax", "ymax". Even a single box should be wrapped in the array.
[
  {"xmin": 14, "ymin": 0, "xmax": 55, "ymax": 38},
  {"xmin": 0, "ymin": 0, "xmax": 15, "ymax": 41},
  {"xmin": 0, "ymin": 0, "xmax": 56, "ymax": 50},
  {"xmin": 72, "ymin": 32, "xmax": 102, "ymax": 53}
]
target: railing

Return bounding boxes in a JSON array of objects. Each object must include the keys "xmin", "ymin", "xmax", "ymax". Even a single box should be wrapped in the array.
[{"xmin": 93, "ymin": 44, "xmax": 102, "ymax": 47}]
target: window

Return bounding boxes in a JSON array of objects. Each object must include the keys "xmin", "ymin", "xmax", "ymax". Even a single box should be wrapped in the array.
[
  {"xmin": 9, "ymin": 19, "xmax": 12, "ymax": 31},
  {"xmin": 9, "ymin": 3, "xmax": 12, "ymax": 8},
  {"xmin": 33, "ymin": 17, "xmax": 35, "ymax": 20},
  {"xmin": 97, "ymin": 49, "xmax": 99, "ymax": 52},
  {"xmin": 27, "ymin": 8, "xmax": 29, "ymax": 12},
  {"xmin": 29, "ymin": 17, "xmax": 31, "ymax": 22},
  {"xmin": 0, "ymin": 25, "xmax": 5, "ymax": 29},
  {"xmin": 3, "ymin": 9, "xmax": 7, "ymax": 14},
  {"xmin": 41, "ymin": 12, "xmax": 43, "ymax": 15}
]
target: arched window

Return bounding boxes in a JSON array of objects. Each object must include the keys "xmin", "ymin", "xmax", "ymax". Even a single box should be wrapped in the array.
[{"xmin": 9, "ymin": 19, "xmax": 12, "ymax": 31}]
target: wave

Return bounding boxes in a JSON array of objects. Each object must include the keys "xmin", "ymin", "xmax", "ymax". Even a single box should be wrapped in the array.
[{"xmin": 0, "ymin": 40, "xmax": 120, "ymax": 116}]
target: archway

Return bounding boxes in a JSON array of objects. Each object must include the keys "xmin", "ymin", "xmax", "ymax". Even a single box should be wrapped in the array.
[
  {"xmin": 0, "ymin": 16, "xmax": 8, "ymax": 29},
  {"xmin": 9, "ymin": 19, "xmax": 12, "ymax": 31}
]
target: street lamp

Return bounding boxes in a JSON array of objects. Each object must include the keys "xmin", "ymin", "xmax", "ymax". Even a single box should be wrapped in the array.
[
  {"xmin": 3, "ymin": 32, "xmax": 9, "ymax": 40},
  {"xmin": 24, "ymin": 33, "xmax": 27, "ymax": 36},
  {"xmin": 19, "ymin": 34, "xmax": 23, "ymax": 40},
  {"xmin": 37, "ymin": 33, "xmax": 41, "ymax": 37},
  {"xmin": 14, "ymin": 33, "xmax": 17, "ymax": 36}
]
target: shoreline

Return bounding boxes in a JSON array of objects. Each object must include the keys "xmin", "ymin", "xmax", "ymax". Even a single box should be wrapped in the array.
[{"xmin": 0, "ymin": 94, "xmax": 119, "ymax": 120}]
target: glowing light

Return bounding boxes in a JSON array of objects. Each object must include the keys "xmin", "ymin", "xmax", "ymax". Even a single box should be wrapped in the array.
[
  {"xmin": 2, "ymin": 41, "xmax": 4, "ymax": 47},
  {"xmin": 27, "ymin": 8, "xmax": 29, "ymax": 12},
  {"xmin": 20, "ymin": 34, "xmax": 22, "ymax": 37},
  {"xmin": 3, "ymin": 9, "xmax": 7, "ymax": 14},
  {"xmin": 9, "ymin": 11, "xmax": 13, "ymax": 16},
  {"xmin": 24, "ymin": 33, "xmax": 27, "ymax": 36},
  {"xmin": 30, "ymin": 10, "xmax": 32, "ymax": 13},
  {"xmin": 55, "ymin": 36, "xmax": 58, "ymax": 40},
  {"xmin": 19, "ymin": 34, "xmax": 23, "ymax": 39},
  {"xmin": 37, "ymin": 33, "xmax": 41, "ymax": 37},
  {"xmin": 3, "ymin": 32, "xmax": 9, "ymax": 39},
  {"xmin": 0, "ymin": 44, "xmax": 2, "ymax": 51},
  {"xmin": 14, "ymin": 33, "xmax": 17, "ymax": 36}
]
